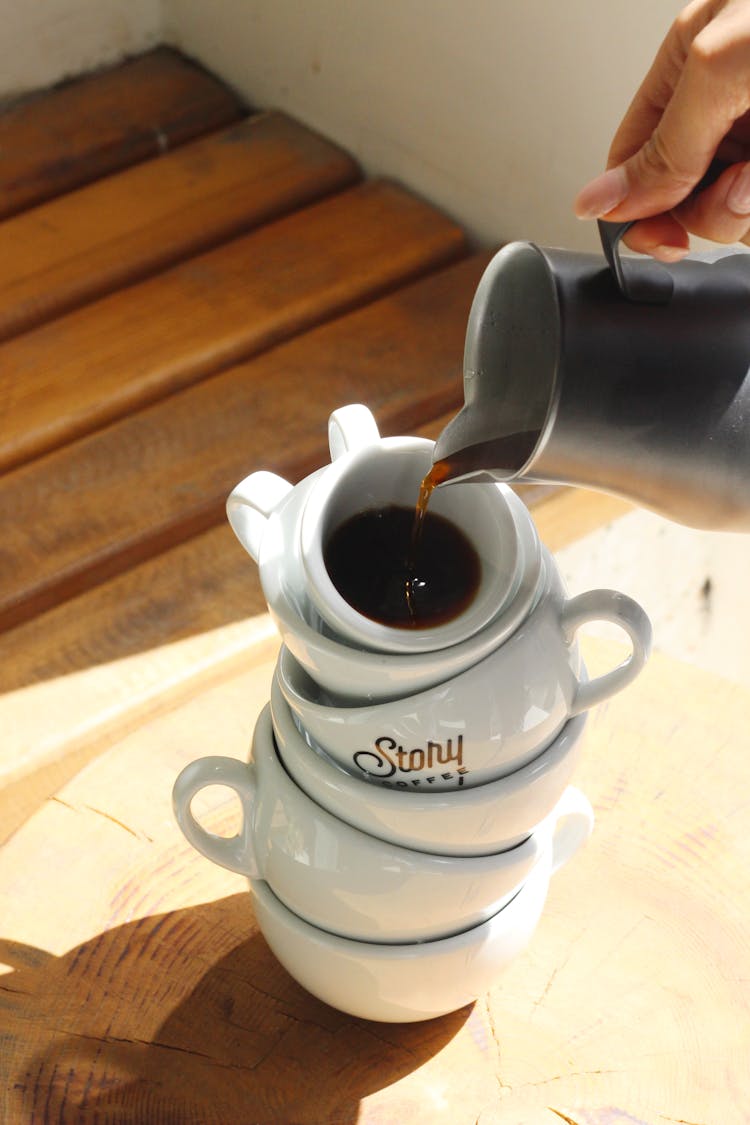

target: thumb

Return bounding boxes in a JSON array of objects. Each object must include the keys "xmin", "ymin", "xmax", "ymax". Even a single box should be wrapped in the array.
[
  {"xmin": 573, "ymin": 131, "xmax": 710, "ymax": 223},
  {"xmin": 577, "ymin": 26, "xmax": 747, "ymax": 222},
  {"xmin": 574, "ymin": 115, "xmax": 717, "ymax": 223},
  {"xmin": 614, "ymin": 113, "xmax": 720, "ymax": 220}
]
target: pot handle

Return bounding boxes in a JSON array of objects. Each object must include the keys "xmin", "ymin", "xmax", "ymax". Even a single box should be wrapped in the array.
[
  {"xmin": 328, "ymin": 404, "xmax": 381, "ymax": 461},
  {"xmin": 549, "ymin": 786, "xmax": 594, "ymax": 875},
  {"xmin": 172, "ymin": 756, "xmax": 260, "ymax": 877},
  {"xmin": 599, "ymin": 156, "xmax": 729, "ymax": 304},
  {"xmin": 561, "ymin": 589, "xmax": 652, "ymax": 714},
  {"xmin": 598, "ymin": 219, "xmax": 674, "ymax": 304},
  {"xmin": 226, "ymin": 471, "xmax": 293, "ymax": 563}
]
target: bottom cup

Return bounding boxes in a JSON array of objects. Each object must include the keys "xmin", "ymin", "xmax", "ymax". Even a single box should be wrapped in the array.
[
  {"xmin": 174, "ymin": 697, "xmax": 591, "ymax": 941},
  {"xmin": 250, "ymin": 839, "xmax": 565, "ymax": 1022}
]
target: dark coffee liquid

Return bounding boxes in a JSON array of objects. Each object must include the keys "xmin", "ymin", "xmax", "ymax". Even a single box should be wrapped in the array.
[
  {"xmin": 326, "ymin": 431, "xmax": 535, "ymax": 631},
  {"xmin": 412, "ymin": 429, "xmax": 540, "ymax": 554},
  {"xmin": 324, "ymin": 505, "xmax": 480, "ymax": 629},
  {"xmin": 426, "ymin": 430, "xmax": 539, "ymax": 494}
]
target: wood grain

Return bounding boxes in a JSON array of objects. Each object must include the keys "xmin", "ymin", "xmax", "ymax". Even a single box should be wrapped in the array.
[
  {"xmin": 0, "ymin": 112, "xmax": 360, "ymax": 341},
  {"xmin": 0, "ymin": 179, "xmax": 466, "ymax": 475},
  {"xmin": 0, "ymin": 524, "xmax": 273, "ymax": 844},
  {"xmin": 3, "ymin": 46, "xmax": 746, "ymax": 1125},
  {"xmin": 0, "ymin": 641, "xmax": 747, "ymax": 1124},
  {"xmin": 519, "ymin": 488, "xmax": 633, "ymax": 553},
  {"xmin": 0, "ymin": 400, "xmax": 631, "ymax": 842},
  {"xmin": 0, "ymin": 254, "xmax": 483, "ymax": 631},
  {"xmin": 0, "ymin": 47, "xmax": 245, "ymax": 219}
]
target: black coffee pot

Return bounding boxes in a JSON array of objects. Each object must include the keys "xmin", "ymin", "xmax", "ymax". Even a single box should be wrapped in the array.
[{"xmin": 433, "ymin": 216, "xmax": 750, "ymax": 530}]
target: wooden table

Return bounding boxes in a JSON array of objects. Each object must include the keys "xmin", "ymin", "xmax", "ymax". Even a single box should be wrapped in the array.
[{"xmin": 1, "ymin": 49, "xmax": 748, "ymax": 1125}]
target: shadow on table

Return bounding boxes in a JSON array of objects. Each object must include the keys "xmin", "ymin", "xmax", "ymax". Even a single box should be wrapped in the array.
[{"xmin": 0, "ymin": 893, "xmax": 471, "ymax": 1124}]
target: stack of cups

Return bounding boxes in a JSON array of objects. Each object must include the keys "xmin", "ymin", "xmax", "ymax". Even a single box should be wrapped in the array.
[{"xmin": 174, "ymin": 406, "xmax": 652, "ymax": 1022}]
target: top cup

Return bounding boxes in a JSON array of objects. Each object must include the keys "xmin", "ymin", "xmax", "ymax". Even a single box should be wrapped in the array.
[{"xmin": 227, "ymin": 404, "xmax": 543, "ymax": 657}]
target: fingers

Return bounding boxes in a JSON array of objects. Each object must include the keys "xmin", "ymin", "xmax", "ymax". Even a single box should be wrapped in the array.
[
  {"xmin": 618, "ymin": 162, "xmax": 750, "ymax": 256},
  {"xmin": 673, "ymin": 159, "xmax": 750, "ymax": 241},
  {"xmin": 606, "ymin": 0, "xmax": 718, "ymax": 169},
  {"xmin": 620, "ymin": 214, "xmax": 690, "ymax": 260},
  {"xmin": 606, "ymin": 3, "xmax": 698, "ymax": 170},
  {"xmin": 577, "ymin": 38, "xmax": 741, "ymax": 222},
  {"xmin": 574, "ymin": 0, "xmax": 750, "ymax": 245},
  {"xmin": 619, "ymin": 20, "xmax": 750, "ymax": 217}
]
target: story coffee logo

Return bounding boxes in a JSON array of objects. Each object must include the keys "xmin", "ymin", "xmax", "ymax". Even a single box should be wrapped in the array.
[{"xmin": 353, "ymin": 734, "xmax": 468, "ymax": 787}]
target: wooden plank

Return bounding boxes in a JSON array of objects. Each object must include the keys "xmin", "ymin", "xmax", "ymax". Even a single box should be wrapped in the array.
[
  {"xmin": 0, "ymin": 641, "xmax": 748, "ymax": 1123},
  {"xmin": 0, "ymin": 525, "xmax": 277, "ymax": 846},
  {"xmin": 525, "ymin": 487, "xmax": 634, "ymax": 552},
  {"xmin": 0, "ymin": 255, "xmax": 484, "ymax": 633},
  {"xmin": 0, "ymin": 112, "xmax": 360, "ymax": 342},
  {"xmin": 0, "ymin": 180, "xmax": 466, "ymax": 475},
  {"xmin": 0, "ymin": 47, "xmax": 245, "ymax": 219}
]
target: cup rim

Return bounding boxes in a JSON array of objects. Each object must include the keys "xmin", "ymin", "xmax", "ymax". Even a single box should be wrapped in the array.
[
  {"xmin": 299, "ymin": 437, "xmax": 523, "ymax": 654},
  {"xmin": 254, "ymin": 703, "xmax": 552, "ymax": 869},
  {"xmin": 275, "ymin": 559, "xmax": 566, "ymax": 714},
  {"xmin": 261, "ymin": 480, "xmax": 545, "ymax": 697},
  {"xmin": 270, "ymin": 671, "xmax": 587, "ymax": 813},
  {"xmin": 250, "ymin": 848, "xmax": 549, "ymax": 957}
]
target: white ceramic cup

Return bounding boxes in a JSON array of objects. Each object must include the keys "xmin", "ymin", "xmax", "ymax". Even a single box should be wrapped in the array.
[
  {"xmin": 250, "ymin": 839, "xmax": 567, "ymax": 1022},
  {"xmin": 299, "ymin": 412, "xmax": 528, "ymax": 654},
  {"xmin": 172, "ymin": 704, "xmax": 594, "ymax": 942},
  {"xmin": 270, "ymin": 672, "xmax": 589, "ymax": 855},
  {"xmin": 276, "ymin": 549, "xmax": 650, "ymax": 790},
  {"xmin": 226, "ymin": 405, "xmax": 545, "ymax": 699}
]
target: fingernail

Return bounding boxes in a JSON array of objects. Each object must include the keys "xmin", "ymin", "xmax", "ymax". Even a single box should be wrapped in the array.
[
  {"xmin": 726, "ymin": 163, "xmax": 750, "ymax": 214},
  {"xmin": 651, "ymin": 245, "xmax": 688, "ymax": 263},
  {"xmin": 574, "ymin": 166, "xmax": 629, "ymax": 219}
]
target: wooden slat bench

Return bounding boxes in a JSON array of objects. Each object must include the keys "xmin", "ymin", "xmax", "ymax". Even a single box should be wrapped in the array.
[
  {"xmin": 0, "ymin": 256, "xmax": 487, "ymax": 632},
  {"xmin": 0, "ymin": 112, "xmax": 360, "ymax": 342},
  {"xmin": 0, "ymin": 46, "xmax": 244, "ymax": 217},
  {"xmin": 0, "ymin": 179, "xmax": 465, "ymax": 473},
  {"xmin": 1, "ymin": 48, "xmax": 745, "ymax": 1125}
]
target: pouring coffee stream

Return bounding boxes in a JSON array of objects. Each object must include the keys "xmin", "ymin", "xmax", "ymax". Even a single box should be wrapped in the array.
[{"xmin": 426, "ymin": 213, "xmax": 750, "ymax": 532}]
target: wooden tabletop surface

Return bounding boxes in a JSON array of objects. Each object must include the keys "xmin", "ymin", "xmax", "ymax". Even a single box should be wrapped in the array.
[{"xmin": 1, "ymin": 49, "xmax": 747, "ymax": 1125}]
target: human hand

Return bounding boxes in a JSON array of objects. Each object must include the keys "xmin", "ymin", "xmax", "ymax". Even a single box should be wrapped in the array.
[{"xmin": 574, "ymin": 0, "xmax": 750, "ymax": 259}]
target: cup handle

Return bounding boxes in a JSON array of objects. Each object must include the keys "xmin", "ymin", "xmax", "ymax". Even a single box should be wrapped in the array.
[
  {"xmin": 172, "ymin": 756, "xmax": 260, "ymax": 877},
  {"xmin": 328, "ymin": 404, "xmax": 381, "ymax": 461},
  {"xmin": 549, "ymin": 786, "xmax": 594, "ymax": 875},
  {"xmin": 226, "ymin": 471, "xmax": 293, "ymax": 562},
  {"xmin": 561, "ymin": 589, "xmax": 652, "ymax": 714}
]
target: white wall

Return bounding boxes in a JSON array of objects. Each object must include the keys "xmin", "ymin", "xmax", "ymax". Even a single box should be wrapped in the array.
[
  {"xmin": 0, "ymin": 0, "xmax": 161, "ymax": 101},
  {"xmin": 0, "ymin": 0, "xmax": 686, "ymax": 249},
  {"xmin": 163, "ymin": 0, "xmax": 684, "ymax": 249}
]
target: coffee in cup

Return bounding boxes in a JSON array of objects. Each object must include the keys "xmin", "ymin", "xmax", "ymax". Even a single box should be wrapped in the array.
[{"xmin": 323, "ymin": 504, "xmax": 481, "ymax": 629}]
